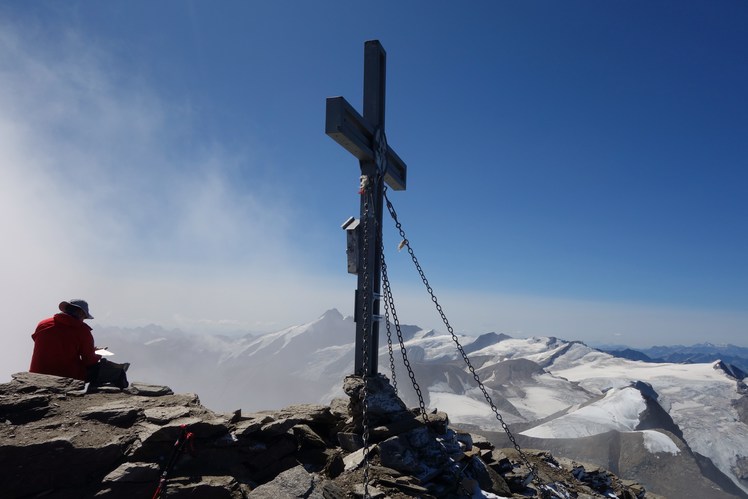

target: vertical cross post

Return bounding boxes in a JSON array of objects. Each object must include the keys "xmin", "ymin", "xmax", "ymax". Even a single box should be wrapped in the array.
[{"xmin": 326, "ymin": 40, "xmax": 408, "ymax": 377}]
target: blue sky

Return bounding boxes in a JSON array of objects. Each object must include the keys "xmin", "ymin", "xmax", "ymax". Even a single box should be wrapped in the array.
[{"xmin": 1, "ymin": 1, "xmax": 746, "ymax": 375}]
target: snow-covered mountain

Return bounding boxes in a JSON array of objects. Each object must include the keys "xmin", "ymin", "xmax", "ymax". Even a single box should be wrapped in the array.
[{"xmin": 95, "ymin": 309, "xmax": 748, "ymax": 498}]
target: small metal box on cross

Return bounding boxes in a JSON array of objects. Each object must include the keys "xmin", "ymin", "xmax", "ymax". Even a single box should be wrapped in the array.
[{"xmin": 326, "ymin": 40, "xmax": 408, "ymax": 377}]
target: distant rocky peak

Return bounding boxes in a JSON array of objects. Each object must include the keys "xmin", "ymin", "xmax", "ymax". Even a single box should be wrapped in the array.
[
  {"xmin": 319, "ymin": 308, "xmax": 344, "ymax": 321},
  {"xmin": 631, "ymin": 380, "xmax": 660, "ymax": 401},
  {"xmin": 713, "ymin": 360, "xmax": 748, "ymax": 381}
]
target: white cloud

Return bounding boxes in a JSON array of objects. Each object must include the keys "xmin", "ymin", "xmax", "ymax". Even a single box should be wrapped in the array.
[{"xmin": 0, "ymin": 20, "xmax": 343, "ymax": 377}]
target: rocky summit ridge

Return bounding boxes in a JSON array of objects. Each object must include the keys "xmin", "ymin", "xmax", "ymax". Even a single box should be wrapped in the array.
[{"xmin": 1, "ymin": 372, "xmax": 660, "ymax": 498}]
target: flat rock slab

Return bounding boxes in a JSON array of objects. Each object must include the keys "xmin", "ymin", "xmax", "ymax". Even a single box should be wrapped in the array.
[
  {"xmin": 9, "ymin": 372, "xmax": 86, "ymax": 393},
  {"xmin": 337, "ymin": 431, "xmax": 364, "ymax": 452},
  {"xmin": 127, "ymin": 383, "xmax": 173, "ymax": 396},
  {"xmin": 275, "ymin": 404, "xmax": 337, "ymax": 424},
  {"xmin": 144, "ymin": 406, "xmax": 191, "ymax": 424},
  {"xmin": 343, "ymin": 446, "xmax": 368, "ymax": 472},
  {"xmin": 234, "ymin": 417, "xmax": 266, "ymax": 437},
  {"xmin": 353, "ymin": 483, "xmax": 386, "ymax": 498},
  {"xmin": 80, "ymin": 401, "xmax": 142, "ymax": 427},
  {"xmin": 102, "ymin": 461, "xmax": 160, "ymax": 483},
  {"xmin": 164, "ymin": 475, "xmax": 250, "ymax": 498},
  {"xmin": 247, "ymin": 465, "xmax": 333, "ymax": 498},
  {"xmin": 0, "ymin": 393, "xmax": 52, "ymax": 423}
]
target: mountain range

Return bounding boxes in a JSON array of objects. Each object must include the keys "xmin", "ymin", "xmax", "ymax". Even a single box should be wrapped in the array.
[
  {"xmin": 602, "ymin": 344, "xmax": 748, "ymax": 378},
  {"xmin": 95, "ymin": 309, "xmax": 748, "ymax": 498}
]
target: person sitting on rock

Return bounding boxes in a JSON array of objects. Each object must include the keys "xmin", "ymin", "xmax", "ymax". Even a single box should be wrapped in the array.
[{"xmin": 29, "ymin": 299, "xmax": 129, "ymax": 389}]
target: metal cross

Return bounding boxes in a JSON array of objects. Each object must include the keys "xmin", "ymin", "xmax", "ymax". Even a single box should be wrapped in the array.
[{"xmin": 326, "ymin": 40, "xmax": 408, "ymax": 377}]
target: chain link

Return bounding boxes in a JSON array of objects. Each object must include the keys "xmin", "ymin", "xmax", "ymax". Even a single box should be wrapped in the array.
[
  {"xmin": 383, "ymin": 187, "xmax": 551, "ymax": 496},
  {"xmin": 383, "ymin": 302, "xmax": 398, "ymax": 395}
]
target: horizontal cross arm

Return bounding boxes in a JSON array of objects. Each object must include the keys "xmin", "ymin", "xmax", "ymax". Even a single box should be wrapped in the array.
[
  {"xmin": 326, "ymin": 96, "xmax": 374, "ymax": 161},
  {"xmin": 325, "ymin": 96, "xmax": 407, "ymax": 190},
  {"xmin": 384, "ymin": 146, "xmax": 407, "ymax": 191}
]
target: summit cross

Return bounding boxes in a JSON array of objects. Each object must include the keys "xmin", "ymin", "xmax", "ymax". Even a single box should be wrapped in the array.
[{"xmin": 325, "ymin": 40, "xmax": 408, "ymax": 377}]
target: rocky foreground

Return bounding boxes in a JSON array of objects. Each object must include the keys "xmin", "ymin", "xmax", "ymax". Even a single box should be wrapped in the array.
[{"xmin": 0, "ymin": 372, "xmax": 660, "ymax": 498}]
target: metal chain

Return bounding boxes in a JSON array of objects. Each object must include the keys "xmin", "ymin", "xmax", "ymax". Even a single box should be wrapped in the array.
[
  {"xmin": 383, "ymin": 187, "xmax": 551, "ymax": 496},
  {"xmin": 359, "ymin": 177, "xmax": 373, "ymax": 499},
  {"xmin": 380, "ymin": 247, "xmax": 428, "ymax": 423},
  {"xmin": 382, "ymin": 247, "xmax": 476, "ymax": 497},
  {"xmin": 383, "ymin": 300, "xmax": 398, "ymax": 395}
]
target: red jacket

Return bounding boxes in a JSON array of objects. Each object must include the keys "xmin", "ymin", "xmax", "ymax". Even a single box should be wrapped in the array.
[{"xmin": 29, "ymin": 313, "xmax": 101, "ymax": 381}]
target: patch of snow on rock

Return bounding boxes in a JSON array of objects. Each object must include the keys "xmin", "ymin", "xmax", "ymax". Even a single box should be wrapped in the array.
[
  {"xmin": 429, "ymin": 391, "xmax": 497, "ymax": 423},
  {"xmin": 641, "ymin": 430, "xmax": 680, "ymax": 455},
  {"xmin": 143, "ymin": 338, "xmax": 167, "ymax": 346}
]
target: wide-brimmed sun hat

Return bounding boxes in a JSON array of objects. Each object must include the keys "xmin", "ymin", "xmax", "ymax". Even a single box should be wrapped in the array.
[{"xmin": 59, "ymin": 299, "xmax": 94, "ymax": 319}]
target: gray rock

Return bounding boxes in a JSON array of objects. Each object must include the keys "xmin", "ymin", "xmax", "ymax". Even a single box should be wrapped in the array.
[
  {"xmin": 126, "ymin": 383, "xmax": 173, "ymax": 396},
  {"xmin": 454, "ymin": 431, "xmax": 474, "ymax": 451},
  {"xmin": 0, "ymin": 438, "xmax": 125, "ymax": 497},
  {"xmin": 736, "ymin": 455, "xmax": 748, "ymax": 480},
  {"xmin": 102, "ymin": 461, "xmax": 160, "ymax": 482},
  {"xmin": 352, "ymin": 482, "xmax": 386, "ymax": 498},
  {"xmin": 94, "ymin": 385, "xmax": 127, "ymax": 394},
  {"xmin": 469, "ymin": 431, "xmax": 492, "ymax": 450},
  {"xmin": 243, "ymin": 433, "xmax": 297, "ymax": 471},
  {"xmin": 369, "ymin": 414, "xmax": 421, "ymax": 440},
  {"xmin": 424, "ymin": 410, "xmax": 449, "ymax": 433},
  {"xmin": 733, "ymin": 394, "xmax": 748, "ymax": 424},
  {"xmin": 436, "ymin": 430, "xmax": 464, "ymax": 459},
  {"xmin": 329, "ymin": 397, "xmax": 349, "ymax": 418},
  {"xmin": 144, "ymin": 406, "xmax": 190, "ymax": 424},
  {"xmin": 234, "ymin": 417, "xmax": 264, "ymax": 437},
  {"xmin": 163, "ymin": 475, "xmax": 249, "ymax": 498},
  {"xmin": 378, "ymin": 435, "xmax": 421, "ymax": 473},
  {"xmin": 405, "ymin": 425, "xmax": 433, "ymax": 449},
  {"xmin": 276, "ymin": 403, "xmax": 336, "ymax": 424},
  {"xmin": 247, "ymin": 465, "xmax": 332, "ymax": 498},
  {"xmin": 343, "ymin": 375, "xmax": 408, "ymax": 418},
  {"xmin": 9, "ymin": 372, "xmax": 86, "ymax": 393},
  {"xmin": 465, "ymin": 454, "xmax": 511, "ymax": 496},
  {"xmin": 0, "ymin": 393, "xmax": 52, "ymax": 424},
  {"xmin": 375, "ymin": 475, "xmax": 430, "ymax": 495},
  {"xmin": 337, "ymin": 431, "xmax": 364, "ymax": 451},
  {"xmin": 130, "ymin": 416, "xmax": 229, "ymax": 462},
  {"xmin": 80, "ymin": 402, "xmax": 141, "ymax": 427},
  {"xmin": 260, "ymin": 417, "xmax": 296, "ymax": 436},
  {"xmin": 240, "ymin": 412, "xmax": 275, "ymax": 424},
  {"xmin": 342, "ymin": 446, "xmax": 368, "ymax": 471},
  {"xmin": 293, "ymin": 423, "xmax": 327, "ymax": 448},
  {"xmin": 225, "ymin": 408, "xmax": 242, "ymax": 423}
]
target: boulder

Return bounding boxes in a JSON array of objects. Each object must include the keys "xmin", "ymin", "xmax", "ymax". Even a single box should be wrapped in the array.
[
  {"xmin": 247, "ymin": 465, "xmax": 343, "ymax": 498},
  {"xmin": 127, "ymin": 383, "xmax": 174, "ymax": 396},
  {"xmin": 9, "ymin": 372, "xmax": 86, "ymax": 393},
  {"xmin": 80, "ymin": 401, "xmax": 142, "ymax": 427}
]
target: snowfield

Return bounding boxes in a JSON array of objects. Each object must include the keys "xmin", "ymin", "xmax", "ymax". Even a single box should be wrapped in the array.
[{"xmin": 520, "ymin": 386, "xmax": 647, "ymax": 438}]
